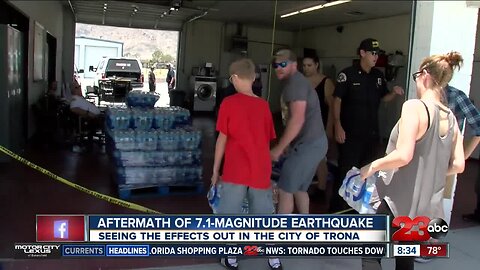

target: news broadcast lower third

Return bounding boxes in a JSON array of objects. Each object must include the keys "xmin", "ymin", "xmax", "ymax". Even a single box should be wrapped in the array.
[{"xmin": 13, "ymin": 214, "xmax": 450, "ymax": 259}]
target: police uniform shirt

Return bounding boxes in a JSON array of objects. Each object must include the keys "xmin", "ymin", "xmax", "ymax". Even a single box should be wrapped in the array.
[{"xmin": 333, "ymin": 63, "xmax": 389, "ymax": 138}]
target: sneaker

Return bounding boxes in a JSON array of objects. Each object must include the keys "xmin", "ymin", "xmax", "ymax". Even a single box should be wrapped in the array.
[
  {"xmin": 220, "ymin": 257, "xmax": 238, "ymax": 270},
  {"xmin": 462, "ymin": 213, "xmax": 480, "ymax": 223},
  {"xmin": 415, "ymin": 257, "xmax": 433, "ymax": 263},
  {"xmin": 268, "ymin": 259, "xmax": 283, "ymax": 270}
]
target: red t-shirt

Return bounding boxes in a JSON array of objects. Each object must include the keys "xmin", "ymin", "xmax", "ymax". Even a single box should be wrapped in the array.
[{"xmin": 216, "ymin": 93, "xmax": 276, "ymax": 189}]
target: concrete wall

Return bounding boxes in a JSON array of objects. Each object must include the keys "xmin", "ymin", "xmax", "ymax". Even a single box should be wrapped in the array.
[
  {"xmin": 299, "ymin": 14, "xmax": 412, "ymax": 74},
  {"xmin": 9, "ymin": 0, "xmax": 75, "ymax": 138},
  {"xmin": 178, "ymin": 20, "xmax": 295, "ymax": 113},
  {"xmin": 63, "ymin": 6, "xmax": 75, "ymax": 91}
]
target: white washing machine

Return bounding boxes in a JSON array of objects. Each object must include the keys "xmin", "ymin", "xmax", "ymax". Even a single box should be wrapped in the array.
[{"xmin": 192, "ymin": 76, "xmax": 217, "ymax": 112}]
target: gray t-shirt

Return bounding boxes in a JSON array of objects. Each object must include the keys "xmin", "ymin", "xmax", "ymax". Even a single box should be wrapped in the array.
[{"xmin": 281, "ymin": 71, "xmax": 326, "ymax": 145}]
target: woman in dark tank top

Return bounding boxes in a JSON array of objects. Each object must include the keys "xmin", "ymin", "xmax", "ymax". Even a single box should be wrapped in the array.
[
  {"xmin": 359, "ymin": 52, "xmax": 466, "ymax": 270},
  {"xmin": 302, "ymin": 55, "xmax": 336, "ymax": 200}
]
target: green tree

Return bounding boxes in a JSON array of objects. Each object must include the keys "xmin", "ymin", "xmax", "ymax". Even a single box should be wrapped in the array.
[
  {"xmin": 152, "ymin": 50, "xmax": 164, "ymax": 62},
  {"xmin": 150, "ymin": 49, "xmax": 175, "ymax": 67}
]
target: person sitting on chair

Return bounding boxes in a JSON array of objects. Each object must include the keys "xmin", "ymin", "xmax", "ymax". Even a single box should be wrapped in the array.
[
  {"xmin": 69, "ymin": 80, "xmax": 104, "ymax": 150},
  {"xmin": 70, "ymin": 80, "xmax": 100, "ymax": 118}
]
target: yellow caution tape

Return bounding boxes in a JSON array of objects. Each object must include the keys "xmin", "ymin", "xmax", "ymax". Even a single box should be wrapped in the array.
[
  {"xmin": 0, "ymin": 145, "xmax": 160, "ymax": 214},
  {"xmin": 333, "ymin": 208, "xmax": 354, "ymax": 215},
  {"xmin": 0, "ymin": 145, "xmax": 353, "ymax": 216}
]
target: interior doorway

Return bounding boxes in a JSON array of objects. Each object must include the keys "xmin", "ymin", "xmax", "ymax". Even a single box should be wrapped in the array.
[{"xmin": 46, "ymin": 32, "xmax": 57, "ymax": 87}]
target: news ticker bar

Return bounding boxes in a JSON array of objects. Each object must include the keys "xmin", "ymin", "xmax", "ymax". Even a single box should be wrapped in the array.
[
  {"xmin": 14, "ymin": 243, "xmax": 450, "ymax": 259},
  {"xmin": 14, "ymin": 243, "xmax": 389, "ymax": 259}
]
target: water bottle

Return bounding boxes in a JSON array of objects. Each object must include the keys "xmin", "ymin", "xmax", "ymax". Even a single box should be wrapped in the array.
[
  {"xmin": 145, "ymin": 130, "xmax": 157, "ymax": 151},
  {"xmin": 207, "ymin": 183, "xmax": 221, "ymax": 214},
  {"xmin": 153, "ymin": 109, "xmax": 164, "ymax": 130},
  {"xmin": 165, "ymin": 112, "xmax": 174, "ymax": 130},
  {"xmin": 176, "ymin": 167, "xmax": 186, "ymax": 182},
  {"xmin": 125, "ymin": 129, "xmax": 136, "ymax": 150}
]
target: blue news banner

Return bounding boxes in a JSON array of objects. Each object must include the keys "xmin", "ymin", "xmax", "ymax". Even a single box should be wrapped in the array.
[{"xmin": 16, "ymin": 215, "xmax": 390, "ymax": 258}]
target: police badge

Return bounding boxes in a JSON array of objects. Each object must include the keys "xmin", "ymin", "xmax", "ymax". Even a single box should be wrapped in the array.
[{"xmin": 337, "ymin": 72, "xmax": 347, "ymax": 83}]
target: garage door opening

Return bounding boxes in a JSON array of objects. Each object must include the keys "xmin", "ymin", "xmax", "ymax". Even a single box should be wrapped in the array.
[{"xmin": 74, "ymin": 23, "xmax": 179, "ymax": 106}]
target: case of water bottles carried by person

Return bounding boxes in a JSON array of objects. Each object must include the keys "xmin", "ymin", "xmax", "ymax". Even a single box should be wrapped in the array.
[{"xmin": 105, "ymin": 91, "xmax": 203, "ymax": 195}]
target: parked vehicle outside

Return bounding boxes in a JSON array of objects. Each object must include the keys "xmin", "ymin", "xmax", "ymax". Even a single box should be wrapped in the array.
[{"xmin": 89, "ymin": 57, "xmax": 144, "ymax": 101}]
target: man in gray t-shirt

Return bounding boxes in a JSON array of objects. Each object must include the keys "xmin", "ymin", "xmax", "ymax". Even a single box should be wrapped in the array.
[{"xmin": 271, "ymin": 49, "xmax": 328, "ymax": 215}]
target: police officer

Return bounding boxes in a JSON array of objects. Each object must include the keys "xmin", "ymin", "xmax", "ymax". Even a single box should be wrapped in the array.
[{"xmin": 329, "ymin": 38, "xmax": 404, "ymax": 213}]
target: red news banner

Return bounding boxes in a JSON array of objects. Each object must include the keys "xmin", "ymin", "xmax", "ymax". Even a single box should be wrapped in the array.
[{"xmin": 420, "ymin": 244, "xmax": 448, "ymax": 257}]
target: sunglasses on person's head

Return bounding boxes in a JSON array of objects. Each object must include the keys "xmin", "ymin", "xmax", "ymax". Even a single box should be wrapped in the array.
[{"xmin": 272, "ymin": 61, "xmax": 289, "ymax": 69}]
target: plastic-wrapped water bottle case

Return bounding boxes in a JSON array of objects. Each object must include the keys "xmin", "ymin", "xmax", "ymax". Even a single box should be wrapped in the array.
[{"xmin": 338, "ymin": 167, "xmax": 380, "ymax": 214}]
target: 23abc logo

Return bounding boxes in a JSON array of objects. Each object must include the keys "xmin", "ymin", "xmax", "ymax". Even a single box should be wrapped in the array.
[
  {"xmin": 392, "ymin": 216, "xmax": 449, "ymax": 241},
  {"xmin": 243, "ymin": 245, "xmax": 264, "ymax": 256}
]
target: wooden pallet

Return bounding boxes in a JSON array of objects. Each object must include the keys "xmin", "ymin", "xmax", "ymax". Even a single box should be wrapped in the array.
[{"xmin": 118, "ymin": 182, "xmax": 204, "ymax": 200}]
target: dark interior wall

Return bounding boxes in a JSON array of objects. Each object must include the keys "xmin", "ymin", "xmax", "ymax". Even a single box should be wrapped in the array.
[
  {"xmin": 0, "ymin": 0, "xmax": 30, "ymax": 156},
  {"xmin": 0, "ymin": 0, "xmax": 29, "ymax": 32},
  {"xmin": 62, "ymin": 5, "xmax": 75, "ymax": 88}
]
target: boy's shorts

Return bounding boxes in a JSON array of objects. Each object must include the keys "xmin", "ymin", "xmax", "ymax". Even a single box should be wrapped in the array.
[
  {"xmin": 278, "ymin": 137, "xmax": 328, "ymax": 193},
  {"xmin": 217, "ymin": 182, "xmax": 274, "ymax": 214}
]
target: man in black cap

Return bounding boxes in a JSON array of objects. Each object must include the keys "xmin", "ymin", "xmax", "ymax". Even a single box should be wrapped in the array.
[{"xmin": 329, "ymin": 38, "xmax": 404, "ymax": 213}]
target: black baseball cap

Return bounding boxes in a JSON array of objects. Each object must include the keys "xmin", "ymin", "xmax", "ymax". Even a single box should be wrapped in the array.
[{"xmin": 358, "ymin": 38, "xmax": 380, "ymax": 53}]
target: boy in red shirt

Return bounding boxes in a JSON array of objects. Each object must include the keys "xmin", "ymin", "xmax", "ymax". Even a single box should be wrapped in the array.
[{"xmin": 211, "ymin": 58, "xmax": 281, "ymax": 270}]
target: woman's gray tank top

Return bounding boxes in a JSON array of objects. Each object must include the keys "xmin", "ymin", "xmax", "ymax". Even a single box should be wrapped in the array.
[{"xmin": 376, "ymin": 101, "xmax": 455, "ymax": 219}]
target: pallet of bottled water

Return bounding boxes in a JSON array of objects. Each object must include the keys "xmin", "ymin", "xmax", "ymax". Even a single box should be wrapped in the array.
[
  {"xmin": 103, "ymin": 104, "xmax": 204, "ymax": 195},
  {"xmin": 112, "ymin": 149, "xmax": 201, "ymax": 168},
  {"xmin": 107, "ymin": 128, "xmax": 202, "ymax": 152},
  {"xmin": 107, "ymin": 127, "xmax": 203, "ymax": 185},
  {"xmin": 125, "ymin": 90, "xmax": 160, "ymax": 108},
  {"xmin": 116, "ymin": 166, "xmax": 203, "ymax": 186},
  {"xmin": 105, "ymin": 106, "xmax": 191, "ymax": 131}
]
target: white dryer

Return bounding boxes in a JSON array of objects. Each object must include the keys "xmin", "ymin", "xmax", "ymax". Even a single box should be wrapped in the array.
[{"xmin": 192, "ymin": 76, "xmax": 217, "ymax": 112}]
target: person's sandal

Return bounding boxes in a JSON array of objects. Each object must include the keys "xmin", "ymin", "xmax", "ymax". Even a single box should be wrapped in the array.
[
  {"xmin": 268, "ymin": 260, "xmax": 283, "ymax": 270},
  {"xmin": 221, "ymin": 257, "xmax": 239, "ymax": 270}
]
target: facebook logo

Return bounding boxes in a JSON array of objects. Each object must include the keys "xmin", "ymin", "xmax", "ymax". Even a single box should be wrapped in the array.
[{"xmin": 53, "ymin": 220, "xmax": 69, "ymax": 239}]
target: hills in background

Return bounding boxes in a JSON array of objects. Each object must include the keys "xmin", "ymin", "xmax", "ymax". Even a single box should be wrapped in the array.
[{"xmin": 75, "ymin": 23, "xmax": 179, "ymax": 62}]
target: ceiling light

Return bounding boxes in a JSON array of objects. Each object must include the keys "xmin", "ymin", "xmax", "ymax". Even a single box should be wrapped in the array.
[
  {"xmin": 323, "ymin": 0, "xmax": 351, "ymax": 8},
  {"xmin": 280, "ymin": 11, "xmax": 299, "ymax": 18},
  {"xmin": 281, "ymin": 0, "xmax": 351, "ymax": 18}
]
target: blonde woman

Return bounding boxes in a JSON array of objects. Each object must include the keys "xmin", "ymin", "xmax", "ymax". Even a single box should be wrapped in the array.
[{"xmin": 361, "ymin": 52, "xmax": 465, "ymax": 270}]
